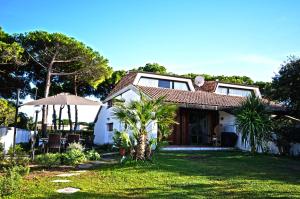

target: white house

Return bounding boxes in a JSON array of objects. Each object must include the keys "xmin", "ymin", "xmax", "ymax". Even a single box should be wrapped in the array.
[{"xmin": 94, "ymin": 71, "xmax": 282, "ymax": 150}]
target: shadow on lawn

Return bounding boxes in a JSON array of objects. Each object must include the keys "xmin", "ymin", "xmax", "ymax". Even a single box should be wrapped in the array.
[
  {"xmin": 145, "ymin": 151, "xmax": 300, "ymax": 185},
  {"xmin": 30, "ymin": 151, "xmax": 300, "ymax": 199},
  {"xmin": 33, "ymin": 183, "xmax": 300, "ymax": 199}
]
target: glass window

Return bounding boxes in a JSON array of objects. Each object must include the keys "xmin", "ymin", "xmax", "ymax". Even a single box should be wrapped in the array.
[
  {"xmin": 138, "ymin": 77, "xmax": 158, "ymax": 87},
  {"xmin": 158, "ymin": 80, "xmax": 171, "ymax": 88},
  {"xmin": 174, "ymin": 81, "xmax": 189, "ymax": 91},
  {"xmin": 229, "ymin": 88, "xmax": 252, "ymax": 97},
  {"xmin": 107, "ymin": 123, "xmax": 113, "ymax": 131},
  {"xmin": 216, "ymin": 86, "xmax": 228, "ymax": 95}
]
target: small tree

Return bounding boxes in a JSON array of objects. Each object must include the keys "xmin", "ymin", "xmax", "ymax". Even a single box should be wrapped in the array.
[
  {"xmin": 113, "ymin": 93, "xmax": 177, "ymax": 160},
  {"xmin": 236, "ymin": 94, "xmax": 272, "ymax": 153}
]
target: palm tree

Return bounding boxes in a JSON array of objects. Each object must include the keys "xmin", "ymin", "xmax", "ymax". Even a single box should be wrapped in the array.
[
  {"xmin": 236, "ymin": 94, "xmax": 272, "ymax": 153},
  {"xmin": 113, "ymin": 92, "xmax": 177, "ymax": 160}
]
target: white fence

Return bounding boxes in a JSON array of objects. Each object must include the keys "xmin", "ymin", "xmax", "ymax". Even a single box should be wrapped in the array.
[{"xmin": 0, "ymin": 127, "xmax": 34, "ymax": 153}]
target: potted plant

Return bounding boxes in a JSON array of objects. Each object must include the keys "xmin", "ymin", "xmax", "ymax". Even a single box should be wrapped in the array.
[{"xmin": 113, "ymin": 131, "xmax": 132, "ymax": 156}]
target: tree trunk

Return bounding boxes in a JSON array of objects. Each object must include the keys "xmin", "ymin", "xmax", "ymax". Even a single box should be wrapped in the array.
[
  {"xmin": 250, "ymin": 130, "xmax": 256, "ymax": 154},
  {"xmin": 52, "ymin": 105, "xmax": 57, "ymax": 131},
  {"xmin": 58, "ymin": 105, "xmax": 64, "ymax": 130},
  {"xmin": 73, "ymin": 75, "xmax": 78, "ymax": 132},
  {"xmin": 74, "ymin": 105, "xmax": 78, "ymax": 131},
  {"xmin": 135, "ymin": 133, "xmax": 146, "ymax": 160},
  {"xmin": 41, "ymin": 51, "xmax": 57, "ymax": 137},
  {"xmin": 67, "ymin": 105, "xmax": 72, "ymax": 133}
]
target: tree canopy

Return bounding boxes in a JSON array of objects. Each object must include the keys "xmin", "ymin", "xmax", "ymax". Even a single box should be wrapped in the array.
[
  {"xmin": 271, "ymin": 56, "xmax": 300, "ymax": 116},
  {"xmin": 0, "ymin": 27, "xmax": 29, "ymax": 98},
  {"xmin": 136, "ymin": 63, "xmax": 167, "ymax": 74}
]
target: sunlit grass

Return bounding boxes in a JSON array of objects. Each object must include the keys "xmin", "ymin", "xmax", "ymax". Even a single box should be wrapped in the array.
[{"xmin": 5, "ymin": 151, "xmax": 300, "ymax": 198}]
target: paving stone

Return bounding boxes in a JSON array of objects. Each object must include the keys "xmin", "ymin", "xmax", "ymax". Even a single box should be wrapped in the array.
[
  {"xmin": 56, "ymin": 187, "xmax": 80, "ymax": 194},
  {"xmin": 51, "ymin": 179, "xmax": 71, "ymax": 183},
  {"xmin": 55, "ymin": 173, "xmax": 80, "ymax": 177},
  {"xmin": 74, "ymin": 170, "xmax": 87, "ymax": 173},
  {"xmin": 77, "ymin": 163, "xmax": 93, "ymax": 169}
]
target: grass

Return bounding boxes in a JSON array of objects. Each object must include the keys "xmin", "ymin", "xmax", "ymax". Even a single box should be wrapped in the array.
[{"xmin": 4, "ymin": 151, "xmax": 300, "ymax": 198}]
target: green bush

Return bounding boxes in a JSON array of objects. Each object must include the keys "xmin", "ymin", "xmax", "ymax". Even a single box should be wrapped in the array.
[
  {"xmin": 85, "ymin": 149, "xmax": 101, "ymax": 161},
  {"xmin": 0, "ymin": 142, "xmax": 4, "ymax": 160},
  {"xmin": 6, "ymin": 144, "xmax": 30, "ymax": 166},
  {"xmin": 62, "ymin": 149, "xmax": 86, "ymax": 166},
  {"xmin": 0, "ymin": 165, "xmax": 29, "ymax": 196},
  {"xmin": 35, "ymin": 153, "xmax": 61, "ymax": 168},
  {"xmin": 67, "ymin": 142, "xmax": 84, "ymax": 151}
]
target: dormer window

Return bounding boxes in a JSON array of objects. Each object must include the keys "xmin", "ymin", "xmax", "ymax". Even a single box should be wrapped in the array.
[
  {"xmin": 216, "ymin": 86, "xmax": 253, "ymax": 97},
  {"xmin": 137, "ymin": 77, "xmax": 190, "ymax": 91},
  {"xmin": 158, "ymin": 79, "xmax": 171, "ymax": 88}
]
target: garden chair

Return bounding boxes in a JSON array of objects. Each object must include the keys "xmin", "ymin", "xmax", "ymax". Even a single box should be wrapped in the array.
[
  {"xmin": 66, "ymin": 134, "xmax": 80, "ymax": 146},
  {"xmin": 47, "ymin": 134, "xmax": 61, "ymax": 153}
]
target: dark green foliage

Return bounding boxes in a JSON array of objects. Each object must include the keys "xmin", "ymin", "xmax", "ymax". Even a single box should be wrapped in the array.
[
  {"xmin": 271, "ymin": 117, "xmax": 300, "ymax": 155},
  {"xmin": 7, "ymin": 144, "xmax": 30, "ymax": 166},
  {"xmin": 137, "ymin": 63, "xmax": 168, "ymax": 74},
  {"xmin": 85, "ymin": 149, "xmax": 101, "ymax": 161},
  {"xmin": 95, "ymin": 70, "xmax": 126, "ymax": 100},
  {"xmin": 272, "ymin": 56, "xmax": 300, "ymax": 116},
  {"xmin": 0, "ymin": 27, "xmax": 30, "ymax": 99},
  {"xmin": 35, "ymin": 153, "xmax": 61, "ymax": 168},
  {"xmin": 182, "ymin": 73, "xmax": 254, "ymax": 85},
  {"xmin": 0, "ymin": 165, "xmax": 29, "ymax": 196},
  {"xmin": 236, "ymin": 94, "xmax": 272, "ymax": 153}
]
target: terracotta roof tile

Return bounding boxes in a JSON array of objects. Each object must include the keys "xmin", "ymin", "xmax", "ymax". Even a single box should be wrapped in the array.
[
  {"xmin": 107, "ymin": 71, "xmax": 138, "ymax": 98},
  {"xmin": 137, "ymin": 86, "xmax": 245, "ymax": 108}
]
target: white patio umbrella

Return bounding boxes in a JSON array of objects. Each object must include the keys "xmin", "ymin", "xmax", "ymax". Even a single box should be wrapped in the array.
[
  {"xmin": 22, "ymin": 93, "xmax": 101, "ymax": 106},
  {"xmin": 22, "ymin": 93, "xmax": 101, "ymax": 158}
]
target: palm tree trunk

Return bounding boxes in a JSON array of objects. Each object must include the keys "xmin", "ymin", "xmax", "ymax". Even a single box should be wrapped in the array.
[{"xmin": 135, "ymin": 133, "xmax": 146, "ymax": 160}]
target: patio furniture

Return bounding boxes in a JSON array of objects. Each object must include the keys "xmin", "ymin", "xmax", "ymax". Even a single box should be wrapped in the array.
[
  {"xmin": 47, "ymin": 134, "xmax": 62, "ymax": 153},
  {"xmin": 66, "ymin": 134, "xmax": 80, "ymax": 146},
  {"xmin": 84, "ymin": 135, "xmax": 95, "ymax": 149},
  {"xmin": 212, "ymin": 124, "xmax": 221, "ymax": 146}
]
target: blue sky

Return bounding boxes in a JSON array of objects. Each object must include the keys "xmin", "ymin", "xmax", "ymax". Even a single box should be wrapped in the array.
[{"xmin": 2, "ymin": 0, "xmax": 300, "ymax": 82}]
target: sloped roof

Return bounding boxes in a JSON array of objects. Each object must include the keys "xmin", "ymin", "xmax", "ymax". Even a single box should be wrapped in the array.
[
  {"xmin": 107, "ymin": 71, "xmax": 138, "ymax": 98},
  {"xmin": 104, "ymin": 72, "xmax": 283, "ymax": 111},
  {"xmin": 137, "ymin": 86, "xmax": 244, "ymax": 108}
]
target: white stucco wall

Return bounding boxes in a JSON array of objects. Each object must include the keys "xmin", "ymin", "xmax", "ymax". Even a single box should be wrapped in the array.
[
  {"xmin": 94, "ymin": 89, "xmax": 158, "ymax": 145},
  {"xmin": 0, "ymin": 127, "xmax": 34, "ymax": 153}
]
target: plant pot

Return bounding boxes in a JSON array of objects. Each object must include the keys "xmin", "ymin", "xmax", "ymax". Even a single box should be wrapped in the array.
[{"xmin": 119, "ymin": 148, "xmax": 126, "ymax": 156}]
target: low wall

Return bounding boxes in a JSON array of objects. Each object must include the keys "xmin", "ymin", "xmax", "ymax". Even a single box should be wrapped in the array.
[
  {"xmin": 235, "ymin": 130, "xmax": 300, "ymax": 156},
  {"xmin": 0, "ymin": 127, "xmax": 34, "ymax": 153}
]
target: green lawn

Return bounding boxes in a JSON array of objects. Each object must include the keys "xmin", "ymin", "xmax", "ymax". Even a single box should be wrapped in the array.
[{"xmin": 7, "ymin": 151, "xmax": 300, "ymax": 199}]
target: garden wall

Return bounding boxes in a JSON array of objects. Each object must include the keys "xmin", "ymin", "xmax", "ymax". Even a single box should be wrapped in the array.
[{"xmin": 0, "ymin": 127, "xmax": 34, "ymax": 153}]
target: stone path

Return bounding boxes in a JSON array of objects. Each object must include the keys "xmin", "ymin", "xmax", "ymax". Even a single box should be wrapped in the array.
[
  {"xmin": 55, "ymin": 173, "xmax": 80, "ymax": 177},
  {"xmin": 51, "ymin": 179, "xmax": 71, "ymax": 183},
  {"xmin": 56, "ymin": 187, "xmax": 80, "ymax": 194},
  {"xmin": 54, "ymin": 157, "xmax": 117, "ymax": 194}
]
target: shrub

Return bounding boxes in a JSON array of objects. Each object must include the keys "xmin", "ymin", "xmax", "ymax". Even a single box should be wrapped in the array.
[
  {"xmin": 0, "ymin": 142, "xmax": 4, "ymax": 160},
  {"xmin": 7, "ymin": 144, "xmax": 30, "ymax": 166},
  {"xmin": 0, "ymin": 165, "xmax": 29, "ymax": 196},
  {"xmin": 85, "ymin": 149, "xmax": 101, "ymax": 161},
  {"xmin": 62, "ymin": 149, "xmax": 86, "ymax": 166},
  {"xmin": 8, "ymin": 144, "xmax": 26, "ymax": 157},
  {"xmin": 35, "ymin": 153, "xmax": 61, "ymax": 168},
  {"xmin": 67, "ymin": 142, "xmax": 84, "ymax": 151}
]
